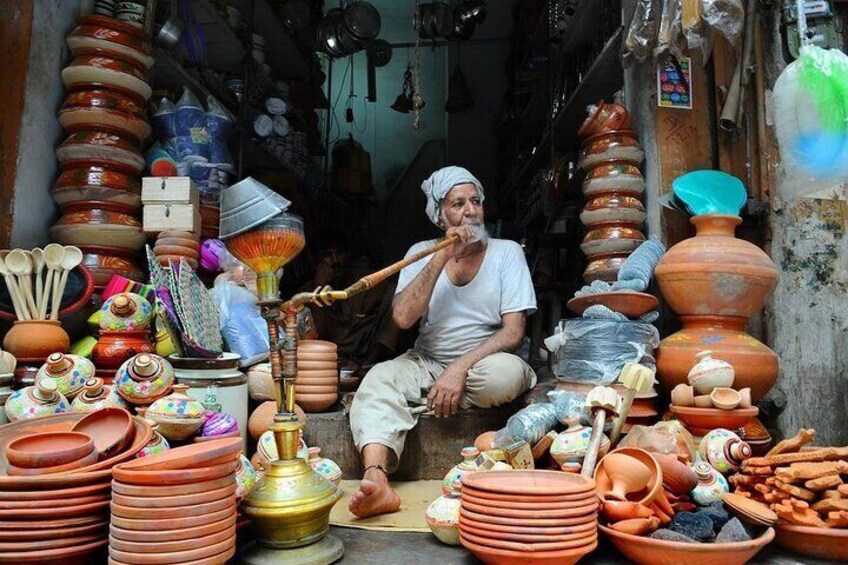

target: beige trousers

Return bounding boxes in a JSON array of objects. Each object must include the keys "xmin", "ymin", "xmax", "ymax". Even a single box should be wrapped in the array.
[{"xmin": 349, "ymin": 350, "xmax": 537, "ymax": 471}]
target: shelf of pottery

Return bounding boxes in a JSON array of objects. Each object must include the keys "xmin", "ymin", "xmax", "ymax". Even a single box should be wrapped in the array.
[{"xmin": 576, "ymin": 101, "xmax": 647, "ymax": 283}]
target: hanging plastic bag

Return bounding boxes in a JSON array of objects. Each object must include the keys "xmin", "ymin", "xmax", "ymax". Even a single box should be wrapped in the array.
[
  {"xmin": 175, "ymin": 87, "xmax": 210, "ymax": 162},
  {"xmin": 701, "ymin": 0, "xmax": 745, "ymax": 47},
  {"xmin": 624, "ymin": 0, "xmax": 662, "ymax": 64},
  {"xmin": 212, "ymin": 278, "xmax": 270, "ymax": 366},
  {"xmin": 206, "ymin": 96, "xmax": 235, "ymax": 171},
  {"xmin": 654, "ymin": 0, "xmax": 686, "ymax": 59}
]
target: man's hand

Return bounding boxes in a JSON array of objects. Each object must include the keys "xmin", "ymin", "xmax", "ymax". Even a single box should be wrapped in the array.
[
  {"xmin": 427, "ymin": 361, "xmax": 469, "ymax": 417},
  {"xmin": 442, "ymin": 225, "xmax": 479, "ymax": 260}
]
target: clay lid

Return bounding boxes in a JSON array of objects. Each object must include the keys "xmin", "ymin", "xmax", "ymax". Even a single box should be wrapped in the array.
[
  {"xmin": 45, "ymin": 353, "xmax": 72, "ymax": 374},
  {"xmin": 723, "ymin": 492, "xmax": 778, "ymax": 526},
  {"xmin": 81, "ymin": 377, "xmax": 105, "ymax": 400},
  {"xmin": 33, "ymin": 379, "xmax": 59, "ymax": 402},
  {"xmin": 131, "ymin": 354, "xmax": 158, "ymax": 377},
  {"xmin": 694, "ymin": 461, "xmax": 713, "ymax": 481},
  {"xmin": 461, "ymin": 446, "xmax": 479, "ymax": 460},
  {"xmin": 111, "ymin": 294, "xmax": 136, "ymax": 317}
]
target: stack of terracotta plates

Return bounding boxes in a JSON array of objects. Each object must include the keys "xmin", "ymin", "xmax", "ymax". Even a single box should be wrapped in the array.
[
  {"xmin": 295, "ymin": 340, "xmax": 338, "ymax": 413},
  {"xmin": 459, "ymin": 470, "xmax": 598, "ymax": 565},
  {"xmin": 152, "ymin": 230, "xmax": 201, "ymax": 270},
  {"xmin": 108, "ymin": 437, "xmax": 241, "ymax": 565},
  {"xmin": 0, "ymin": 411, "xmax": 152, "ymax": 564}
]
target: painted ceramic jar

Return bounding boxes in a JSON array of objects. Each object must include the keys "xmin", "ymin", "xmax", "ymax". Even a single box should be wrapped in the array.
[
  {"xmin": 687, "ymin": 350, "xmax": 735, "ymax": 395},
  {"xmin": 578, "ymin": 131, "xmax": 645, "ymax": 169},
  {"xmin": 550, "ymin": 418, "xmax": 611, "ymax": 466},
  {"xmin": 442, "ymin": 446, "xmax": 479, "ymax": 495},
  {"xmin": 100, "ymin": 292, "xmax": 153, "ymax": 331},
  {"xmin": 92, "ymin": 330, "xmax": 153, "ymax": 371},
  {"xmin": 61, "ymin": 54, "xmax": 152, "ymax": 101},
  {"xmin": 235, "ymin": 454, "xmax": 257, "ymax": 499},
  {"xmin": 36, "ymin": 352, "xmax": 95, "ymax": 399},
  {"xmin": 49, "ymin": 201, "xmax": 146, "ymax": 251},
  {"xmin": 580, "ymin": 222, "xmax": 646, "ymax": 257},
  {"xmin": 583, "ymin": 251, "xmax": 630, "ymax": 283},
  {"xmin": 58, "ymin": 91, "xmax": 150, "ymax": 144},
  {"xmin": 578, "ymin": 100, "xmax": 632, "ymax": 138},
  {"xmin": 258, "ymin": 430, "xmax": 308, "ymax": 463},
  {"xmin": 136, "ymin": 418, "xmax": 170, "ymax": 458},
  {"xmin": 53, "ymin": 162, "xmax": 141, "ymax": 211},
  {"xmin": 4, "ymin": 379, "xmax": 70, "ymax": 422},
  {"xmin": 71, "ymin": 377, "xmax": 128, "ymax": 411},
  {"xmin": 699, "ymin": 428, "xmax": 752, "ymax": 474},
  {"xmin": 308, "ymin": 447, "xmax": 342, "ymax": 486},
  {"xmin": 56, "ymin": 130, "xmax": 144, "ymax": 175},
  {"xmin": 145, "ymin": 384, "xmax": 206, "ymax": 441},
  {"xmin": 114, "ymin": 353, "xmax": 174, "ymax": 405},
  {"xmin": 201, "ymin": 411, "xmax": 239, "ymax": 437},
  {"xmin": 580, "ymin": 193, "xmax": 647, "ymax": 226},
  {"xmin": 690, "ymin": 461, "xmax": 729, "ymax": 506},
  {"xmin": 66, "ymin": 15, "xmax": 154, "ymax": 69},
  {"xmin": 582, "ymin": 160, "xmax": 645, "ymax": 197},
  {"xmin": 154, "ymin": 329, "xmax": 176, "ymax": 358},
  {"xmin": 425, "ymin": 491, "xmax": 461, "ymax": 546}
]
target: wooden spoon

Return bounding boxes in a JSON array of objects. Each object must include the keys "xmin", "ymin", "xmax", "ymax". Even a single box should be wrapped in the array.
[
  {"xmin": 31, "ymin": 248, "xmax": 44, "ymax": 319},
  {"xmin": 51, "ymin": 246, "xmax": 83, "ymax": 320},
  {"xmin": 41, "ymin": 244, "xmax": 65, "ymax": 320},
  {"xmin": 0, "ymin": 250, "xmax": 26, "ymax": 320},
  {"xmin": 20, "ymin": 250, "xmax": 39, "ymax": 319},
  {"xmin": 5, "ymin": 250, "xmax": 37, "ymax": 319}
]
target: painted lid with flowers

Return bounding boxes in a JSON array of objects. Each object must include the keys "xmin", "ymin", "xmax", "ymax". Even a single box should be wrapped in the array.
[
  {"xmin": 5, "ymin": 379, "xmax": 70, "ymax": 421},
  {"xmin": 35, "ymin": 352, "xmax": 95, "ymax": 399},
  {"xmin": 114, "ymin": 353, "xmax": 174, "ymax": 404},
  {"xmin": 100, "ymin": 292, "xmax": 154, "ymax": 332}
]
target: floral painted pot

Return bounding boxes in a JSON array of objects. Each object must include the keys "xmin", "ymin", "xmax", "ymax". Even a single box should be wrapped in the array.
[
  {"xmin": 687, "ymin": 350, "xmax": 735, "ymax": 395},
  {"xmin": 582, "ymin": 160, "xmax": 645, "ymax": 197},
  {"xmin": 56, "ymin": 130, "xmax": 144, "ymax": 174},
  {"xmin": 550, "ymin": 418, "xmax": 611, "ymax": 466},
  {"xmin": 235, "ymin": 454, "xmax": 257, "ymax": 499},
  {"xmin": 578, "ymin": 100, "xmax": 632, "ymax": 138},
  {"xmin": 308, "ymin": 447, "xmax": 342, "ymax": 486},
  {"xmin": 580, "ymin": 222, "xmax": 646, "ymax": 257},
  {"xmin": 425, "ymin": 492, "xmax": 461, "ymax": 546},
  {"xmin": 50, "ymin": 201, "xmax": 146, "ymax": 251},
  {"xmin": 78, "ymin": 245, "xmax": 145, "ymax": 288},
  {"xmin": 100, "ymin": 292, "xmax": 153, "ymax": 331},
  {"xmin": 5, "ymin": 379, "xmax": 70, "ymax": 422},
  {"xmin": 66, "ymin": 15, "xmax": 154, "ymax": 69},
  {"xmin": 580, "ymin": 193, "xmax": 646, "ymax": 226},
  {"xmin": 690, "ymin": 461, "xmax": 729, "ymax": 506},
  {"xmin": 92, "ymin": 330, "xmax": 153, "ymax": 371},
  {"xmin": 145, "ymin": 384, "xmax": 206, "ymax": 441},
  {"xmin": 699, "ymin": 428, "xmax": 752, "ymax": 474},
  {"xmin": 36, "ymin": 352, "xmax": 94, "ymax": 399},
  {"xmin": 114, "ymin": 353, "xmax": 174, "ymax": 405},
  {"xmin": 442, "ymin": 446, "xmax": 479, "ymax": 495},
  {"xmin": 61, "ymin": 54, "xmax": 152, "ymax": 101},
  {"xmin": 70, "ymin": 377, "xmax": 128, "ymax": 411},
  {"xmin": 135, "ymin": 418, "xmax": 170, "ymax": 458},
  {"xmin": 578, "ymin": 131, "xmax": 645, "ymax": 169},
  {"xmin": 58, "ymin": 90, "xmax": 150, "ymax": 143}
]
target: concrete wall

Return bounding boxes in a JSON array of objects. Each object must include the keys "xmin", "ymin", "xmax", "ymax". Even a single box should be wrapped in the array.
[{"xmin": 11, "ymin": 0, "xmax": 77, "ymax": 247}]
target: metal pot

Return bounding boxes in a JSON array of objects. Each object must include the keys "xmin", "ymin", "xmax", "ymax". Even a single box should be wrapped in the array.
[
  {"xmin": 343, "ymin": 1, "xmax": 381, "ymax": 42},
  {"xmin": 415, "ymin": 2, "xmax": 454, "ymax": 39},
  {"xmin": 155, "ymin": 13, "xmax": 182, "ymax": 48}
]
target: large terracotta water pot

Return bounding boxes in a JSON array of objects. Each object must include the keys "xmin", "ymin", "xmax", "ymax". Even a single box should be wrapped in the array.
[
  {"xmin": 655, "ymin": 215, "xmax": 779, "ymax": 318},
  {"xmin": 2, "ymin": 320, "xmax": 70, "ymax": 360},
  {"xmin": 656, "ymin": 316, "xmax": 778, "ymax": 403},
  {"xmin": 91, "ymin": 330, "xmax": 153, "ymax": 370}
]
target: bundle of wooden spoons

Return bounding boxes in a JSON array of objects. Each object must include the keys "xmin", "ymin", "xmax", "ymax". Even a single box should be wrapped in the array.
[{"xmin": 0, "ymin": 245, "xmax": 83, "ymax": 320}]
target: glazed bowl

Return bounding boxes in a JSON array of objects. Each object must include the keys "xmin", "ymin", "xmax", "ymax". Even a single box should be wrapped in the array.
[
  {"xmin": 6, "ymin": 431, "xmax": 95, "ymax": 469},
  {"xmin": 669, "ymin": 406, "xmax": 759, "ymax": 434},
  {"xmin": 66, "ymin": 15, "xmax": 154, "ymax": 69},
  {"xmin": 58, "ymin": 90, "xmax": 150, "ymax": 143},
  {"xmin": 56, "ymin": 130, "xmax": 144, "ymax": 174},
  {"xmin": 582, "ymin": 160, "xmax": 645, "ymax": 197},
  {"xmin": 61, "ymin": 54, "xmax": 152, "ymax": 101},
  {"xmin": 50, "ymin": 201, "xmax": 145, "ymax": 251},
  {"xmin": 578, "ymin": 131, "xmax": 644, "ymax": 170},
  {"xmin": 580, "ymin": 193, "xmax": 646, "ymax": 226},
  {"xmin": 583, "ymin": 252, "xmax": 630, "ymax": 283},
  {"xmin": 774, "ymin": 523, "xmax": 848, "ymax": 561},
  {"xmin": 581, "ymin": 223, "xmax": 646, "ymax": 257},
  {"xmin": 53, "ymin": 161, "xmax": 141, "ymax": 210},
  {"xmin": 600, "ymin": 523, "xmax": 773, "ymax": 565},
  {"xmin": 566, "ymin": 291, "xmax": 659, "ymax": 319}
]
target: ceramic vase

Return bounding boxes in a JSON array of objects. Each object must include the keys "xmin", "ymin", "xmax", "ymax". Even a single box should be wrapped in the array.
[
  {"xmin": 690, "ymin": 461, "xmax": 729, "ymax": 505},
  {"xmin": 145, "ymin": 384, "xmax": 206, "ymax": 441},
  {"xmin": 99, "ymin": 292, "xmax": 153, "ymax": 331},
  {"xmin": 91, "ymin": 330, "xmax": 154, "ymax": 371},
  {"xmin": 2, "ymin": 320, "xmax": 70, "ymax": 361},
  {"xmin": 308, "ymin": 447, "xmax": 342, "ymax": 486},
  {"xmin": 235, "ymin": 454, "xmax": 257, "ymax": 499},
  {"xmin": 114, "ymin": 353, "xmax": 174, "ymax": 405},
  {"xmin": 135, "ymin": 418, "xmax": 170, "ymax": 458},
  {"xmin": 425, "ymin": 491, "xmax": 461, "ymax": 546},
  {"xmin": 687, "ymin": 350, "xmax": 735, "ymax": 394},
  {"xmin": 442, "ymin": 446, "xmax": 479, "ymax": 495},
  {"xmin": 699, "ymin": 428, "xmax": 752, "ymax": 474},
  {"xmin": 550, "ymin": 418, "xmax": 611, "ymax": 466},
  {"xmin": 4, "ymin": 379, "xmax": 70, "ymax": 421},
  {"xmin": 36, "ymin": 352, "xmax": 95, "ymax": 399},
  {"xmin": 70, "ymin": 377, "xmax": 128, "ymax": 412},
  {"xmin": 657, "ymin": 315, "xmax": 778, "ymax": 402}
]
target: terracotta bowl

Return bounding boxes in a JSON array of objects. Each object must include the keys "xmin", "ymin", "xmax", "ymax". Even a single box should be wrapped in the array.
[
  {"xmin": 112, "ymin": 483, "xmax": 236, "ymax": 509},
  {"xmin": 0, "ymin": 481, "xmax": 110, "ymax": 502},
  {"xmin": 152, "ymin": 245, "xmax": 200, "ymax": 259},
  {"xmin": 297, "ymin": 360, "xmax": 338, "ymax": 371},
  {"xmin": 70, "ymin": 407, "xmax": 134, "ymax": 460},
  {"xmin": 583, "ymin": 252, "xmax": 630, "ymax": 283},
  {"xmin": 0, "ymin": 497, "xmax": 108, "ymax": 519},
  {"xmin": 7, "ymin": 448, "xmax": 97, "ymax": 475},
  {"xmin": 296, "ymin": 392, "xmax": 337, "ymax": 413},
  {"xmin": 0, "ymin": 537, "xmax": 108, "ymax": 565},
  {"xmin": 56, "ymin": 130, "xmax": 144, "ymax": 174},
  {"xmin": 578, "ymin": 130, "xmax": 645, "ymax": 169},
  {"xmin": 460, "ymin": 513, "xmax": 597, "ymax": 536},
  {"xmin": 669, "ymin": 406, "xmax": 759, "ymax": 434},
  {"xmin": 581, "ymin": 223, "xmax": 646, "ymax": 256},
  {"xmin": 111, "ymin": 475, "xmax": 236, "ymax": 498},
  {"xmin": 774, "ymin": 523, "xmax": 848, "ymax": 561},
  {"xmin": 460, "ymin": 529, "xmax": 597, "ymax": 552},
  {"xmin": 50, "ymin": 201, "xmax": 145, "ymax": 251},
  {"xmin": 107, "ymin": 533, "xmax": 234, "ymax": 562},
  {"xmin": 461, "ymin": 498, "xmax": 598, "ymax": 520},
  {"xmin": 108, "ymin": 514, "xmax": 236, "ymax": 543},
  {"xmin": 59, "ymin": 90, "xmax": 150, "ymax": 143},
  {"xmin": 0, "ymin": 492, "xmax": 109, "ymax": 510},
  {"xmin": 463, "ymin": 470, "xmax": 596, "ymax": 497},
  {"xmin": 461, "ymin": 491, "xmax": 596, "ymax": 511},
  {"xmin": 67, "ymin": 15, "xmax": 153, "ymax": 69},
  {"xmin": 61, "ymin": 54, "xmax": 152, "ymax": 101},
  {"xmin": 296, "ymin": 340, "xmax": 338, "ymax": 351},
  {"xmin": 582, "ymin": 160, "xmax": 645, "ymax": 197},
  {"xmin": 460, "ymin": 535, "xmax": 597, "ymax": 565},
  {"xmin": 107, "ymin": 524, "xmax": 234, "ymax": 553},
  {"xmin": 600, "ymin": 523, "xmax": 774, "ymax": 565},
  {"xmin": 53, "ymin": 162, "xmax": 141, "ymax": 210},
  {"xmin": 117, "ymin": 437, "xmax": 241, "ymax": 472},
  {"xmin": 78, "ymin": 245, "xmax": 145, "ymax": 287},
  {"xmin": 108, "ymin": 504, "xmax": 236, "ymax": 531},
  {"xmin": 6, "ymin": 431, "xmax": 95, "ymax": 469},
  {"xmin": 110, "ymin": 495, "xmax": 234, "ymax": 519},
  {"xmin": 567, "ymin": 291, "xmax": 659, "ymax": 319},
  {"xmin": 594, "ymin": 448, "xmax": 662, "ymax": 505},
  {"xmin": 294, "ymin": 377, "xmax": 339, "ymax": 387},
  {"xmin": 0, "ymin": 520, "xmax": 107, "ymax": 542},
  {"xmin": 112, "ymin": 459, "xmax": 240, "ymax": 487},
  {"xmin": 462, "ymin": 484, "xmax": 597, "ymax": 503},
  {"xmin": 295, "ymin": 351, "xmax": 338, "ymax": 362},
  {"xmin": 294, "ymin": 384, "xmax": 338, "ymax": 395},
  {"xmin": 580, "ymin": 193, "xmax": 646, "ymax": 226}
]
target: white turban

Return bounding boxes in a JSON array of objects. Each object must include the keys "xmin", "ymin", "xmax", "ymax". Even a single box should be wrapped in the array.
[{"xmin": 421, "ymin": 166, "xmax": 485, "ymax": 226}]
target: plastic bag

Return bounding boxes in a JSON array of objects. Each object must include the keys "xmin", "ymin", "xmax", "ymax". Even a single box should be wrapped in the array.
[
  {"xmin": 654, "ymin": 0, "xmax": 686, "ymax": 59},
  {"xmin": 206, "ymin": 96, "xmax": 235, "ymax": 170},
  {"xmin": 175, "ymin": 88, "xmax": 210, "ymax": 162},
  {"xmin": 212, "ymin": 278, "xmax": 269, "ymax": 365},
  {"xmin": 547, "ymin": 390, "xmax": 588, "ymax": 424},
  {"xmin": 505, "ymin": 403, "xmax": 560, "ymax": 446},
  {"xmin": 618, "ymin": 420, "xmax": 696, "ymax": 462},
  {"xmin": 624, "ymin": 0, "xmax": 662, "ymax": 64},
  {"xmin": 701, "ymin": 0, "xmax": 744, "ymax": 47},
  {"xmin": 545, "ymin": 318, "xmax": 660, "ymax": 385},
  {"xmin": 151, "ymin": 98, "xmax": 176, "ymax": 143}
]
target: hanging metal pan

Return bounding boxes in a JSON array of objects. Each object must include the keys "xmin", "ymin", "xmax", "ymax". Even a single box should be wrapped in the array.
[{"xmin": 343, "ymin": 1, "xmax": 381, "ymax": 42}]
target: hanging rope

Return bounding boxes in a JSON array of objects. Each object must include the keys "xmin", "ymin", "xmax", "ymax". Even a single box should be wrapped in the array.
[
  {"xmin": 412, "ymin": 0, "xmax": 424, "ymax": 129},
  {"xmin": 796, "ymin": 0, "xmax": 810, "ymax": 47}
]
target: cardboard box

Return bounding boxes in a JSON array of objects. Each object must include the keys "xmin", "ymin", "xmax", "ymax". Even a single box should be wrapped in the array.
[
  {"xmin": 143, "ymin": 204, "xmax": 201, "ymax": 234},
  {"xmin": 142, "ymin": 177, "xmax": 200, "ymax": 207}
]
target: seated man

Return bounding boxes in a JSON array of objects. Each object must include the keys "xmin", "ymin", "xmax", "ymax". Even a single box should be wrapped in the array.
[{"xmin": 348, "ymin": 166, "xmax": 537, "ymax": 518}]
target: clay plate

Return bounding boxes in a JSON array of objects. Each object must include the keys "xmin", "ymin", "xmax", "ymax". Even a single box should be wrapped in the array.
[
  {"xmin": 460, "ymin": 520, "xmax": 596, "ymax": 543},
  {"xmin": 0, "ymin": 532, "xmax": 104, "ymax": 552},
  {"xmin": 115, "ymin": 437, "xmax": 241, "ymax": 471},
  {"xmin": 460, "ymin": 514, "xmax": 597, "ymax": 536},
  {"xmin": 0, "ymin": 480, "xmax": 110, "ymax": 501},
  {"xmin": 6, "ymin": 431, "xmax": 95, "ymax": 468},
  {"xmin": 107, "ymin": 544, "xmax": 235, "ymax": 565},
  {"xmin": 109, "ymin": 514, "xmax": 236, "ymax": 543},
  {"xmin": 460, "ymin": 507, "xmax": 597, "ymax": 528},
  {"xmin": 0, "ymin": 499, "xmax": 109, "ymax": 520},
  {"xmin": 111, "ymin": 475, "xmax": 235, "ymax": 497},
  {"xmin": 461, "ymin": 498, "xmax": 597, "ymax": 520},
  {"xmin": 108, "ymin": 525, "xmax": 233, "ymax": 553},
  {"xmin": 0, "ymin": 537, "xmax": 107, "ymax": 565},
  {"xmin": 460, "ymin": 528, "xmax": 597, "ymax": 551},
  {"xmin": 0, "ymin": 493, "xmax": 110, "ymax": 510},
  {"xmin": 567, "ymin": 291, "xmax": 659, "ymax": 318},
  {"xmin": 462, "ymin": 470, "xmax": 596, "ymax": 496},
  {"xmin": 7, "ymin": 448, "xmax": 98, "ymax": 475},
  {"xmin": 669, "ymin": 406, "xmax": 759, "ymax": 432},
  {"xmin": 107, "ymin": 533, "xmax": 234, "ymax": 563},
  {"xmin": 461, "ymin": 491, "xmax": 596, "ymax": 511},
  {"xmin": 0, "ymin": 520, "xmax": 106, "ymax": 541},
  {"xmin": 112, "ymin": 459, "xmax": 239, "ymax": 486},
  {"xmin": 462, "ymin": 484, "xmax": 598, "ymax": 503},
  {"xmin": 110, "ymin": 495, "xmax": 234, "ymax": 519},
  {"xmin": 70, "ymin": 407, "xmax": 134, "ymax": 459},
  {"xmin": 109, "ymin": 504, "xmax": 235, "ymax": 531},
  {"xmin": 723, "ymin": 492, "xmax": 778, "ymax": 526},
  {"xmin": 112, "ymin": 484, "xmax": 236, "ymax": 508},
  {"xmin": 601, "ymin": 523, "xmax": 774, "ymax": 565},
  {"xmin": 0, "ymin": 513, "xmax": 107, "ymax": 530},
  {"xmin": 774, "ymin": 523, "xmax": 848, "ymax": 561},
  {"xmin": 460, "ymin": 535, "xmax": 596, "ymax": 565}
]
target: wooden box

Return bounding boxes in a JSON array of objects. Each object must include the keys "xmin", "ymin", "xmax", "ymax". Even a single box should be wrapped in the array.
[
  {"xmin": 142, "ymin": 177, "xmax": 200, "ymax": 207},
  {"xmin": 143, "ymin": 204, "xmax": 201, "ymax": 234}
]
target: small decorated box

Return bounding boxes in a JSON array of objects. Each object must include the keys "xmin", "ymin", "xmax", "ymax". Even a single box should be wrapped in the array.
[
  {"xmin": 141, "ymin": 176, "xmax": 200, "ymax": 207},
  {"xmin": 143, "ymin": 204, "xmax": 201, "ymax": 234}
]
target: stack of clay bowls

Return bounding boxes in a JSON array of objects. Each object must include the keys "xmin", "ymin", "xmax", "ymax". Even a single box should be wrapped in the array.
[
  {"xmin": 52, "ymin": 15, "xmax": 154, "ymax": 290},
  {"xmin": 576, "ymin": 101, "xmax": 646, "ymax": 283},
  {"xmin": 152, "ymin": 230, "xmax": 201, "ymax": 270},
  {"xmin": 0, "ymin": 410, "xmax": 152, "ymax": 564},
  {"xmin": 459, "ymin": 470, "xmax": 598, "ymax": 564},
  {"xmin": 109, "ymin": 437, "xmax": 241, "ymax": 564},
  {"xmin": 295, "ymin": 340, "xmax": 338, "ymax": 413}
]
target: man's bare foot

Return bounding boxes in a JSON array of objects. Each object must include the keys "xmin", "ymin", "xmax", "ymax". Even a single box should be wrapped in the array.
[{"xmin": 348, "ymin": 479, "xmax": 401, "ymax": 518}]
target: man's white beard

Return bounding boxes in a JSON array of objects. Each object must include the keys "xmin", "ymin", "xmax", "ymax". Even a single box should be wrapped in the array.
[{"xmin": 465, "ymin": 221, "xmax": 488, "ymax": 244}]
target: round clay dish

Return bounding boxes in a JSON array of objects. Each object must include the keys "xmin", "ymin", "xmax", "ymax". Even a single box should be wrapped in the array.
[
  {"xmin": 295, "ymin": 351, "xmax": 338, "ymax": 362},
  {"xmin": 108, "ymin": 536, "xmax": 234, "ymax": 565},
  {"xmin": 460, "ymin": 529, "xmax": 597, "ymax": 552},
  {"xmin": 153, "ymin": 245, "xmax": 200, "ymax": 259},
  {"xmin": 107, "ymin": 545, "xmax": 235, "ymax": 565},
  {"xmin": 462, "ymin": 469, "xmax": 596, "ymax": 496},
  {"xmin": 297, "ymin": 360, "xmax": 337, "ymax": 371},
  {"xmin": 459, "ymin": 521, "xmax": 596, "ymax": 544},
  {"xmin": 108, "ymin": 506, "xmax": 235, "ymax": 534},
  {"xmin": 296, "ymin": 340, "xmax": 337, "ymax": 351},
  {"xmin": 110, "ymin": 495, "xmax": 234, "ymax": 519},
  {"xmin": 6, "ymin": 431, "xmax": 95, "ymax": 468},
  {"xmin": 461, "ymin": 498, "xmax": 597, "ymax": 520},
  {"xmin": 116, "ymin": 437, "xmax": 241, "ymax": 471},
  {"xmin": 0, "ymin": 532, "xmax": 105, "ymax": 552},
  {"xmin": 108, "ymin": 525, "xmax": 233, "ymax": 553},
  {"xmin": 0, "ymin": 499, "xmax": 109, "ymax": 520},
  {"xmin": 7, "ymin": 448, "xmax": 98, "ymax": 475},
  {"xmin": 0, "ymin": 520, "xmax": 106, "ymax": 542},
  {"xmin": 295, "ymin": 393, "xmax": 338, "ymax": 412},
  {"xmin": 0, "ymin": 537, "xmax": 108, "ymax": 564},
  {"xmin": 0, "ymin": 493, "xmax": 110, "ymax": 510},
  {"xmin": 460, "ymin": 514, "xmax": 597, "ymax": 536},
  {"xmin": 462, "ymin": 484, "xmax": 599, "ymax": 503},
  {"xmin": 70, "ymin": 407, "xmax": 134, "ymax": 459},
  {"xmin": 111, "ymin": 459, "xmax": 239, "ymax": 486},
  {"xmin": 460, "ymin": 535, "xmax": 596, "ymax": 565},
  {"xmin": 294, "ymin": 369, "xmax": 338, "ymax": 379},
  {"xmin": 669, "ymin": 406, "xmax": 759, "ymax": 432},
  {"xmin": 461, "ymin": 491, "xmax": 596, "ymax": 511},
  {"xmin": 459, "ymin": 507, "xmax": 597, "ymax": 528},
  {"xmin": 154, "ymin": 238, "xmax": 200, "ymax": 250},
  {"xmin": 0, "ymin": 480, "xmax": 110, "ymax": 501},
  {"xmin": 109, "ymin": 514, "xmax": 235, "ymax": 543},
  {"xmin": 293, "ymin": 377, "xmax": 339, "ymax": 387},
  {"xmin": 111, "ymin": 475, "xmax": 235, "ymax": 497},
  {"xmin": 112, "ymin": 484, "xmax": 236, "ymax": 509},
  {"xmin": 567, "ymin": 291, "xmax": 659, "ymax": 319}
]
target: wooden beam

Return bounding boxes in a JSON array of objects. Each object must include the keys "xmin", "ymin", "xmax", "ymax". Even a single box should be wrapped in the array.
[{"xmin": 0, "ymin": 1, "xmax": 34, "ymax": 248}]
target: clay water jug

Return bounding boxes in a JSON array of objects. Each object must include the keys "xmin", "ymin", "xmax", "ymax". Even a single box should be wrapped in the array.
[
  {"xmin": 442, "ymin": 446, "xmax": 479, "ymax": 495},
  {"xmin": 690, "ymin": 461, "xmax": 729, "ymax": 506},
  {"xmin": 699, "ymin": 428, "xmax": 752, "ymax": 474}
]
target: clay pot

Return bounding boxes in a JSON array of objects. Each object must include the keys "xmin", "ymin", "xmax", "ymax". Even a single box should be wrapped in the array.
[
  {"xmin": 710, "ymin": 387, "xmax": 741, "ymax": 410},
  {"xmin": 113, "ymin": 353, "xmax": 174, "ymax": 404},
  {"xmin": 53, "ymin": 162, "xmax": 141, "ymax": 211},
  {"xmin": 442, "ymin": 446, "xmax": 479, "ymax": 495},
  {"xmin": 2, "ymin": 320, "xmax": 70, "ymax": 360},
  {"xmin": 583, "ymin": 252, "xmax": 630, "ymax": 283},
  {"xmin": 308, "ymin": 447, "xmax": 342, "ymax": 486},
  {"xmin": 56, "ymin": 130, "xmax": 144, "ymax": 175},
  {"xmin": 100, "ymin": 292, "xmax": 154, "ymax": 331},
  {"xmin": 581, "ymin": 222, "xmax": 646, "ymax": 257},
  {"xmin": 50, "ymin": 201, "xmax": 145, "ymax": 251},
  {"xmin": 690, "ymin": 462, "xmax": 729, "ymax": 505},
  {"xmin": 248, "ymin": 400, "xmax": 306, "ymax": 439},
  {"xmin": 687, "ymin": 350, "xmax": 735, "ymax": 394},
  {"xmin": 135, "ymin": 418, "xmax": 170, "ymax": 458},
  {"xmin": 580, "ymin": 193, "xmax": 646, "ymax": 226},
  {"xmin": 651, "ymin": 453, "xmax": 698, "ymax": 496},
  {"xmin": 426, "ymin": 492, "xmax": 461, "ymax": 545},
  {"xmin": 66, "ymin": 15, "xmax": 154, "ymax": 69},
  {"xmin": 657, "ymin": 315, "xmax": 778, "ymax": 402},
  {"xmin": 670, "ymin": 384, "xmax": 694, "ymax": 407},
  {"xmin": 599, "ymin": 453, "xmax": 652, "ymax": 501},
  {"xmin": 600, "ymin": 500, "xmax": 655, "ymax": 523},
  {"xmin": 655, "ymin": 215, "xmax": 779, "ymax": 318},
  {"xmin": 550, "ymin": 418, "xmax": 609, "ymax": 466},
  {"xmin": 474, "ymin": 430, "xmax": 497, "ymax": 452},
  {"xmin": 58, "ymin": 90, "xmax": 150, "ymax": 143},
  {"xmin": 71, "ymin": 406, "xmax": 134, "ymax": 459},
  {"xmin": 4, "ymin": 379, "xmax": 70, "ymax": 422},
  {"xmin": 6, "ymin": 431, "xmax": 95, "ymax": 469},
  {"xmin": 91, "ymin": 330, "xmax": 153, "ymax": 371},
  {"xmin": 594, "ymin": 448, "xmax": 662, "ymax": 506},
  {"xmin": 296, "ymin": 392, "xmax": 337, "ymax": 413},
  {"xmin": 578, "ymin": 131, "xmax": 644, "ymax": 169},
  {"xmin": 36, "ymin": 352, "xmax": 94, "ymax": 399},
  {"xmin": 71, "ymin": 377, "xmax": 129, "ymax": 412},
  {"xmin": 578, "ymin": 100, "xmax": 632, "ymax": 138},
  {"xmin": 79, "ymin": 245, "xmax": 145, "ymax": 289},
  {"xmin": 699, "ymin": 428, "xmax": 752, "ymax": 474},
  {"xmin": 145, "ymin": 384, "xmax": 206, "ymax": 441},
  {"xmin": 235, "ymin": 454, "xmax": 257, "ymax": 499},
  {"xmin": 582, "ymin": 160, "xmax": 645, "ymax": 197},
  {"xmin": 61, "ymin": 54, "xmax": 152, "ymax": 101}
]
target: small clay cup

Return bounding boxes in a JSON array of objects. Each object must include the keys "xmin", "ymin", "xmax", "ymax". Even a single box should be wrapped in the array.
[
  {"xmin": 738, "ymin": 387, "xmax": 752, "ymax": 409},
  {"xmin": 710, "ymin": 387, "xmax": 742, "ymax": 410},
  {"xmin": 670, "ymin": 384, "xmax": 694, "ymax": 407},
  {"xmin": 694, "ymin": 394, "xmax": 713, "ymax": 408}
]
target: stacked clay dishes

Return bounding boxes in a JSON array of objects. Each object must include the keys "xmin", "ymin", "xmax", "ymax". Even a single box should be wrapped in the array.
[
  {"xmin": 51, "ymin": 15, "xmax": 152, "ymax": 290},
  {"xmin": 108, "ymin": 437, "xmax": 241, "ymax": 565},
  {"xmin": 152, "ymin": 230, "xmax": 201, "ymax": 270},
  {"xmin": 459, "ymin": 470, "xmax": 599, "ymax": 565},
  {"xmin": 0, "ymin": 411, "xmax": 152, "ymax": 564},
  {"xmin": 295, "ymin": 340, "xmax": 338, "ymax": 412},
  {"xmin": 576, "ymin": 101, "xmax": 647, "ymax": 283}
]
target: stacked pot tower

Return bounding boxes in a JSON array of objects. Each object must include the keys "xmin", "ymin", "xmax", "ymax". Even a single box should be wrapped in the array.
[{"xmin": 576, "ymin": 101, "xmax": 647, "ymax": 283}]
